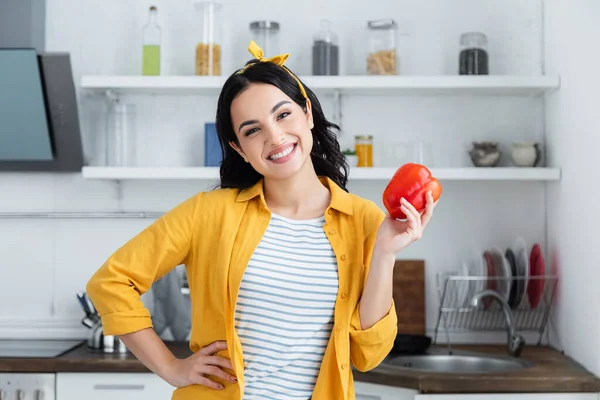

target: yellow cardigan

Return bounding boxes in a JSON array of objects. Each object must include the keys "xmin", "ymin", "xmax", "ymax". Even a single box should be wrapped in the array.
[{"xmin": 86, "ymin": 176, "xmax": 398, "ymax": 400}]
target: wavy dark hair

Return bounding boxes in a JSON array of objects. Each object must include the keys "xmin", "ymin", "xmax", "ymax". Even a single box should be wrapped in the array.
[{"xmin": 214, "ymin": 60, "xmax": 348, "ymax": 192}]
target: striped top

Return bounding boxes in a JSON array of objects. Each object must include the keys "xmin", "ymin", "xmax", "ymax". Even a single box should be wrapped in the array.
[{"xmin": 234, "ymin": 212, "xmax": 339, "ymax": 400}]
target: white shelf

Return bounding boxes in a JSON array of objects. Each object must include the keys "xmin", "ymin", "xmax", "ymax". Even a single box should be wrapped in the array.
[
  {"xmin": 81, "ymin": 166, "xmax": 561, "ymax": 181},
  {"xmin": 80, "ymin": 75, "xmax": 560, "ymax": 96}
]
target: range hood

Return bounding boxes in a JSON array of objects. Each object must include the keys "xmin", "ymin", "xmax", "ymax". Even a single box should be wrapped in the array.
[{"xmin": 0, "ymin": 49, "xmax": 84, "ymax": 172}]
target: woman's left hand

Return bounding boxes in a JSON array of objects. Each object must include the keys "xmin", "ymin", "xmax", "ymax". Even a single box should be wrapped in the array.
[{"xmin": 374, "ymin": 190, "xmax": 437, "ymax": 257}]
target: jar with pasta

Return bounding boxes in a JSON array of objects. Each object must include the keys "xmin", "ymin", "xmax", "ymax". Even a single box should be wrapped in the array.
[
  {"xmin": 193, "ymin": 1, "xmax": 222, "ymax": 76},
  {"xmin": 366, "ymin": 19, "xmax": 398, "ymax": 75}
]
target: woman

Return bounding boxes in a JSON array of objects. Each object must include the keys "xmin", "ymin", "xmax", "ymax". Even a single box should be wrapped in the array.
[{"xmin": 86, "ymin": 41, "xmax": 437, "ymax": 400}]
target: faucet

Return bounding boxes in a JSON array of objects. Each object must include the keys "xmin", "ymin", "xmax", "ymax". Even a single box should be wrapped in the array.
[{"xmin": 470, "ymin": 290, "xmax": 526, "ymax": 357}]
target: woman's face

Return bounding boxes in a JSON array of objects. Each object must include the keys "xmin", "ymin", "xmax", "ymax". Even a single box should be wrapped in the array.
[{"xmin": 229, "ymin": 83, "xmax": 314, "ymax": 181}]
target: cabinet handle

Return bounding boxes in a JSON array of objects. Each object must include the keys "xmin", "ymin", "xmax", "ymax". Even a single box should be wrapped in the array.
[
  {"xmin": 93, "ymin": 384, "xmax": 145, "ymax": 390},
  {"xmin": 356, "ymin": 395, "xmax": 381, "ymax": 400}
]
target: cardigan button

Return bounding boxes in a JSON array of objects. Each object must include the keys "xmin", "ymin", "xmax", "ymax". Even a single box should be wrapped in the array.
[
  {"xmin": 328, "ymin": 209, "xmax": 333, "ymax": 215},
  {"xmin": 340, "ymin": 293, "xmax": 348, "ymax": 300},
  {"xmin": 329, "ymin": 229, "xmax": 336, "ymax": 235},
  {"xmin": 341, "ymin": 363, "xmax": 348, "ymax": 370},
  {"xmin": 340, "ymin": 255, "xmax": 347, "ymax": 261}
]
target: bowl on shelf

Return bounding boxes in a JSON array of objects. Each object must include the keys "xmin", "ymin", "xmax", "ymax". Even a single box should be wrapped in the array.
[
  {"xmin": 469, "ymin": 141, "xmax": 501, "ymax": 167},
  {"xmin": 510, "ymin": 142, "xmax": 541, "ymax": 167}
]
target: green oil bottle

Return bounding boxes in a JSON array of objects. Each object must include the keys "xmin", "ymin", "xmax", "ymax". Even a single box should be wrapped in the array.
[{"xmin": 142, "ymin": 6, "xmax": 161, "ymax": 75}]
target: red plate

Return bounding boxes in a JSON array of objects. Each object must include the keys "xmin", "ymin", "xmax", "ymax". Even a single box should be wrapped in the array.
[
  {"xmin": 528, "ymin": 243, "xmax": 545, "ymax": 308},
  {"xmin": 483, "ymin": 250, "xmax": 496, "ymax": 310}
]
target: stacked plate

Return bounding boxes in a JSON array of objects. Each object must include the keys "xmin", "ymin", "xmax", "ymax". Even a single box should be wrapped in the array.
[{"xmin": 453, "ymin": 238, "xmax": 546, "ymax": 310}]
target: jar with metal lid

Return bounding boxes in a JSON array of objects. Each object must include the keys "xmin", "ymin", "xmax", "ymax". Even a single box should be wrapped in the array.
[
  {"xmin": 366, "ymin": 19, "xmax": 398, "ymax": 75},
  {"xmin": 312, "ymin": 19, "xmax": 339, "ymax": 75},
  {"xmin": 249, "ymin": 21, "xmax": 280, "ymax": 58},
  {"xmin": 459, "ymin": 32, "xmax": 489, "ymax": 75},
  {"xmin": 355, "ymin": 135, "xmax": 374, "ymax": 167}
]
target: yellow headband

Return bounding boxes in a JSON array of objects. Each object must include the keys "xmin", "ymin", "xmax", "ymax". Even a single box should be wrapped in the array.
[{"xmin": 238, "ymin": 40, "xmax": 308, "ymax": 99}]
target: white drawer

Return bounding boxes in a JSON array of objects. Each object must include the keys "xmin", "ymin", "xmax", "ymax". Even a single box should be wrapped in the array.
[{"xmin": 56, "ymin": 373, "xmax": 174, "ymax": 400}]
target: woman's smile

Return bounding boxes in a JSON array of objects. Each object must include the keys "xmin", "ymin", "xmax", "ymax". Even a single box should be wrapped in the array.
[{"xmin": 266, "ymin": 142, "xmax": 298, "ymax": 164}]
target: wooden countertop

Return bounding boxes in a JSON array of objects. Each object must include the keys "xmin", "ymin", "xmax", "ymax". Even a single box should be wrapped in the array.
[
  {"xmin": 355, "ymin": 344, "xmax": 600, "ymax": 394},
  {"xmin": 1, "ymin": 341, "xmax": 599, "ymax": 394}
]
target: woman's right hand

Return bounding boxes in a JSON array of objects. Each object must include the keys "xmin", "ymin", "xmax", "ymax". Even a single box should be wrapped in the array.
[{"xmin": 163, "ymin": 340, "xmax": 237, "ymax": 390}]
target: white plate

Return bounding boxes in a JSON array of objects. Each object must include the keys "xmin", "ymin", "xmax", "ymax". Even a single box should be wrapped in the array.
[
  {"xmin": 490, "ymin": 245, "xmax": 512, "ymax": 302},
  {"xmin": 464, "ymin": 248, "xmax": 486, "ymax": 306},
  {"xmin": 512, "ymin": 237, "xmax": 529, "ymax": 308}
]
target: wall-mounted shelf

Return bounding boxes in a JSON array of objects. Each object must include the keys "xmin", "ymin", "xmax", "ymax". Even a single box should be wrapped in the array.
[
  {"xmin": 80, "ymin": 75, "xmax": 560, "ymax": 96},
  {"xmin": 81, "ymin": 166, "xmax": 561, "ymax": 181}
]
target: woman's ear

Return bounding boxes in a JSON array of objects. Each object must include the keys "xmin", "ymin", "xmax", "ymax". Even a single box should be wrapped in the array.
[
  {"xmin": 229, "ymin": 141, "xmax": 248, "ymax": 162},
  {"xmin": 305, "ymin": 99, "xmax": 314, "ymax": 129}
]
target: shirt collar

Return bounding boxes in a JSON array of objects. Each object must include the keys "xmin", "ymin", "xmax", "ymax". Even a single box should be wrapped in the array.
[{"xmin": 235, "ymin": 176, "xmax": 353, "ymax": 215}]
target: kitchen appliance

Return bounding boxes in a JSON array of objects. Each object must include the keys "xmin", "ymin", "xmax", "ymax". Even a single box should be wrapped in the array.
[
  {"xmin": 76, "ymin": 291, "xmax": 129, "ymax": 354},
  {"xmin": 0, "ymin": 373, "xmax": 55, "ymax": 400},
  {"xmin": 0, "ymin": 339, "xmax": 81, "ymax": 358},
  {"xmin": 0, "ymin": 339, "xmax": 80, "ymax": 399},
  {"xmin": 0, "ymin": 51, "xmax": 84, "ymax": 172},
  {"xmin": 87, "ymin": 322, "xmax": 128, "ymax": 354}
]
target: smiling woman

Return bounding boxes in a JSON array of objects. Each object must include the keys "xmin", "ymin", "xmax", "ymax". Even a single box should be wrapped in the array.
[
  {"xmin": 215, "ymin": 44, "xmax": 348, "ymax": 192},
  {"xmin": 86, "ymin": 40, "xmax": 437, "ymax": 400}
]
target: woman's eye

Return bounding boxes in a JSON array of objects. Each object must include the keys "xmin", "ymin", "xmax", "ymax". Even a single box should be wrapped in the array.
[
  {"xmin": 245, "ymin": 127, "xmax": 259, "ymax": 136},
  {"xmin": 277, "ymin": 111, "xmax": 290, "ymax": 120}
]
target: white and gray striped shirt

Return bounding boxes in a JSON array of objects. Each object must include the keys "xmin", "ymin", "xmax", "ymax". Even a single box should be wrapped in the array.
[{"xmin": 234, "ymin": 212, "xmax": 339, "ymax": 400}]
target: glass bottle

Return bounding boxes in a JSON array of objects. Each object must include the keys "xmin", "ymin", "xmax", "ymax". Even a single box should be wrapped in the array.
[
  {"xmin": 459, "ymin": 32, "xmax": 489, "ymax": 75},
  {"xmin": 312, "ymin": 19, "xmax": 339, "ymax": 75},
  {"xmin": 194, "ymin": 1, "xmax": 223, "ymax": 76},
  {"xmin": 249, "ymin": 21, "xmax": 280, "ymax": 58},
  {"xmin": 366, "ymin": 19, "xmax": 398, "ymax": 75},
  {"xmin": 142, "ymin": 6, "xmax": 161, "ymax": 76}
]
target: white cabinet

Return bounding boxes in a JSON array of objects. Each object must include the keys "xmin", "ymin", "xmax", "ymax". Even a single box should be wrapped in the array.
[
  {"xmin": 354, "ymin": 381, "xmax": 418, "ymax": 400},
  {"xmin": 56, "ymin": 373, "xmax": 175, "ymax": 400},
  {"xmin": 415, "ymin": 394, "xmax": 599, "ymax": 400}
]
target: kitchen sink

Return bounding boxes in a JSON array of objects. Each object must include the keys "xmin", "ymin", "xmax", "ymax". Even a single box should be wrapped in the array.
[{"xmin": 381, "ymin": 350, "xmax": 534, "ymax": 374}]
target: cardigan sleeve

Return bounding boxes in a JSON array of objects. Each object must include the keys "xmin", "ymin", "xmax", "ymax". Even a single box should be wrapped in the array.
[
  {"xmin": 349, "ymin": 201, "xmax": 398, "ymax": 371},
  {"xmin": 86, "ymin": 193, "xmax": 202, "ymax": 336}
]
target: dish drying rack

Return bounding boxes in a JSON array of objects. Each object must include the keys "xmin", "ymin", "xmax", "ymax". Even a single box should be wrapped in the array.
[{"xmin": 432, "ymin": 274, "xmax": 559, "ymax": 350}]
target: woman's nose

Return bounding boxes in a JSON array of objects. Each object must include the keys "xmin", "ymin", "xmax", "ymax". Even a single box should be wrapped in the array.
[{"xmin": 264, "ymin": 124, "xmax": 284, "ymax": 144}]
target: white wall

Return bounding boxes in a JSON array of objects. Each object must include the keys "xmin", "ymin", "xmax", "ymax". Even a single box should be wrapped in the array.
[
  {"xmin": 0, "ymin": 0, "xmax": 550, "ymax": 344},
  {"xmin": 544, "ymin": 0, "xmax": 600, "ymax": 376}
]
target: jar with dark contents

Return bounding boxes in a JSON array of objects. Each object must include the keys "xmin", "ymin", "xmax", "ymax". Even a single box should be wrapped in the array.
[
  {"xmin": 459, "ymin": 32, "xmax": 489, "ymax": 75},
  {"xmin": 312, "ymin": 19, "xmax": 339, "ymax": 75}
]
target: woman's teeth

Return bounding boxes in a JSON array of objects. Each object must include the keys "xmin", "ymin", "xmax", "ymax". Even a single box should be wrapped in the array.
[{"xmin": 268, "ymin": 144, "xmax": 295, "ymax": 160}]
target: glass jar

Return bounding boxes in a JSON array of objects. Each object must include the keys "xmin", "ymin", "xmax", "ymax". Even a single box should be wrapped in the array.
[
  {"xmin": 193, "ymin": 1, "xmax": 223, "ymax": 76},
  {"xmin": 366, "ymin": 19, "xmax": 398, "ymax": 75},
  {"xmin": 249, "ymin": 21, "xmax": 280, "ymax": 58},
  {"xmin": 459, "ymin": 32, "xmax": 489, "ymax": 75},
  {"xmin": 355, "ymin": 135, "xmax": 374, "ymax": 167},
  {"xmin": 106, "ymin": 100, "xmax": 136, "ymax": 167},
  {"xmin": 312, "ymin": 19, "xmax": 339, "ymax": 75}
]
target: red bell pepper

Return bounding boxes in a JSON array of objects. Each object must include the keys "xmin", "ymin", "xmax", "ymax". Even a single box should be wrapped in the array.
[{"xmin": 382, "ymin": 163, "xmax": 442, "ymax": 219}]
